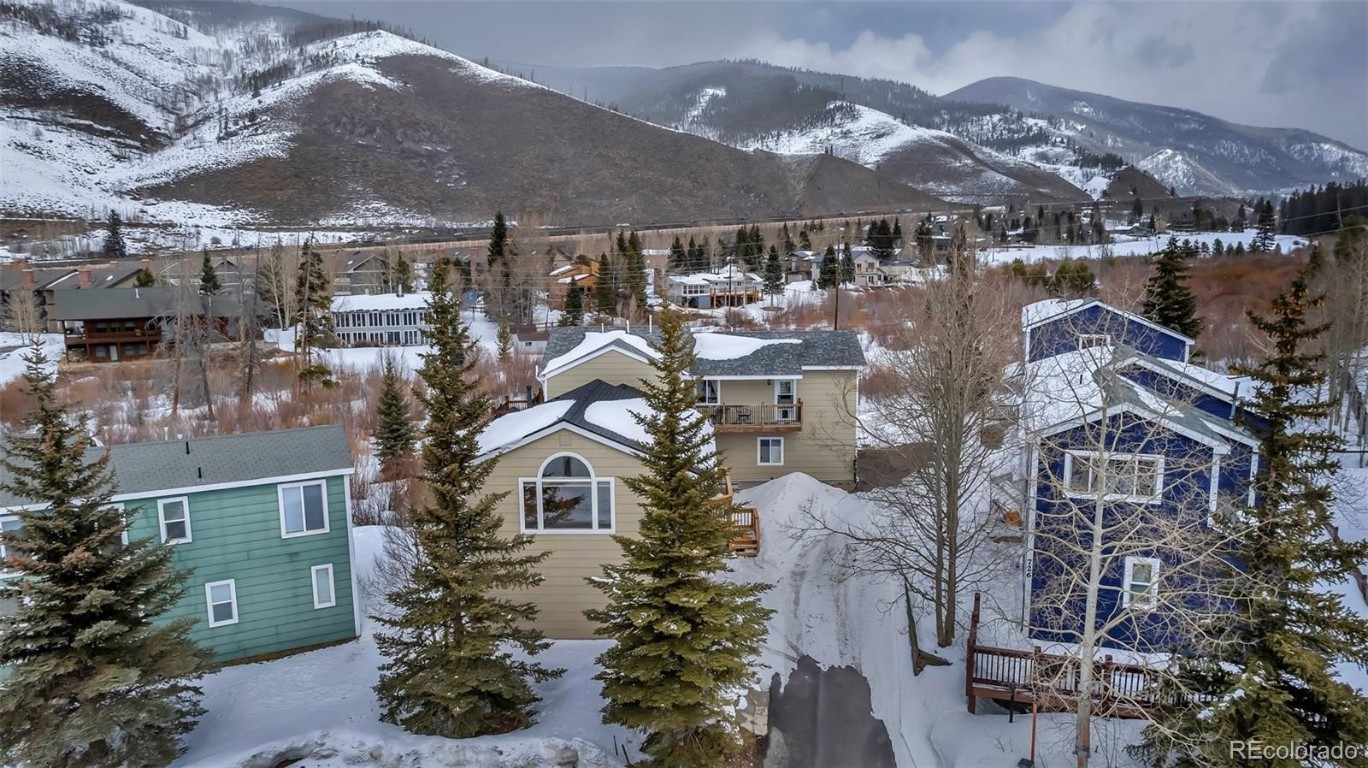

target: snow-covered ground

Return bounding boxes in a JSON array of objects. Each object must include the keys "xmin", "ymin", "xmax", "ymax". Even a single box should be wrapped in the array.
[
  {"xmin": 979, "ymin": 228, "xmax": 1309, "ymax": 266},
  {"xmin": 0, "ymin": 333, "xmax": 64, "ymax": 388}
]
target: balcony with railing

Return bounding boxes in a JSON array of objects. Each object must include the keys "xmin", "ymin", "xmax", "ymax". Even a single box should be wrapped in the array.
[{"xmin": 696, "ymin": 401, "xmax": 802, "ymax": 433}]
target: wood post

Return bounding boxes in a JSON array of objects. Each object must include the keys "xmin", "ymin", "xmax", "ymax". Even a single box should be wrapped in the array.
[{"xmin": 966, "ymin": 591, "xmax": 981, "ymax": 714}]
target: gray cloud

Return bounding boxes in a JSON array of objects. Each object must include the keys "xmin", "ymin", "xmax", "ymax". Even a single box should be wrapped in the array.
[{"xmin": 279, "ymin": 1, "xmax": 1368, "ymax": 148}]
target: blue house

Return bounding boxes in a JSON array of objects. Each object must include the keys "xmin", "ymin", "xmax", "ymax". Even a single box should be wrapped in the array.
[{"xmin": 1019, "ymin": 299, "xmax": 1260, "ymax": 652}]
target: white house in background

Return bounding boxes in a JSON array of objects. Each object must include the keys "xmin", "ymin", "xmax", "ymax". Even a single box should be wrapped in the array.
[
  {"xmin": 666, "ymin": 266, "xmax": 764, "ymax": 309},
  {"xmin": 331, "ymin": 292, "xmax": 431, "ymax": 347}
]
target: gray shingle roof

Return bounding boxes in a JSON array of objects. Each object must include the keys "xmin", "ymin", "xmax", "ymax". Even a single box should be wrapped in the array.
[
  {"xmin": 0, "ymin": 426, "xmax": 352, "ymax": 507},
  {"xmin": 48, "ymin": 287, "xmax": 244, "ymax": 321},
  {"xmin": 550, "ymin": 380, "xmax": 649, "ymax": 451},
  {"xmin": 539, "ymin": 327, "xmax": 866, "ymax": 378}
]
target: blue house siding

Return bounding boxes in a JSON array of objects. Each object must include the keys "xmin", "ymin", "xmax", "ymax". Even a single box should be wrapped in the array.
[
  {"xmin": 124, "ymin": 475, "xmax": 356, "ymax": 663},
  {"xmin": 1028, "ymin": 304, "xmax": 1190, "ymax": 363},
  {"xmin": 1030, "ymin": 413, "xmax": 1225, "ymax": 652}
]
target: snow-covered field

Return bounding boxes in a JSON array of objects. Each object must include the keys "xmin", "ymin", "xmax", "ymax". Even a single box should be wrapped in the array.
[{"xmin": 979, "ymin": 228, "xmax": 1309, "ymax": 266}]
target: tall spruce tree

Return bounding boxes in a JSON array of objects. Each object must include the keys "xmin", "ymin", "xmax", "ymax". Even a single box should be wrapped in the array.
[
  {"xmin": 668, "ymin": 235, "xmax": 687, "ymax": 273},
  {"xmin": 1135, "ymin": 266, "xmax": 1368, "ymax": 767},
  {"xmin": 840, "ymin": 242, "xmax": 855, "ymax": 285},
  {"xmin": 134, "ymin": 266, "xmax": 156, "ymax": 287},
  {"xmin": 294, "ymin": 237, "xmax": 335, "ymax": 392},
  {"xmin": 586, "ymin": 308, "xmax": 772, "ymax": 767},
  {"xmin": 0, "ymin": 344, "xmax": 207, "ymax": 768},
  {"xmin": 487, "ymin": 211, "xmax": 512, "ymax": 321},
  {"xmin": 818, "ymin": 244, "xmax": 839, "ymax": 289},
  {"xmin": 102, "ymin": 210, "xmax": 126, "ymax": 260},
  {"xmin": 1251, "ymin": 200, "xmax": 1277, "ymax": 252},
  {"xmin": 595, "ymin": 253, "xmax": 616, "ymax": 316},
  {"xmin": 763, "ymin": 244, "xmax": 784, "ymax": 297},
  {"xmin": 374, "ymin": 357, "xmax": 417, "ymax": 478},
  {"xmin": 496, "ymin": 318, "xmax": 512, "ymax": 361},
  {"xmin": 198, "ymin": 251, "xmax": 221, "ymax": 296},
  {"xmin": 1141, "ymin": 237, "xmax": 1203, "ymax": 340},
  {"xmin": 560, "ymin": 276, "xmax": 584, "ymax": 326},
  {"xmin": 393, "ymin": 254, "xmax": 414, "ymax": 294},
  {"xmin": 373, "ymin": 260, "xmax": 561, "ymax": 737},
  {"xmin": 625, "ymin": 231, "xmax": 648, "ymax": 311}
]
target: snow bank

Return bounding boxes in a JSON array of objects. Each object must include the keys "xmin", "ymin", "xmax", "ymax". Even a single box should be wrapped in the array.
[
  {"xmin": 0, "ymin": 333, "xmax": 64, "ymax": 388},
  {"xmin": 332, "ymin": 292, "xmax": 431, "ymax": 312}
]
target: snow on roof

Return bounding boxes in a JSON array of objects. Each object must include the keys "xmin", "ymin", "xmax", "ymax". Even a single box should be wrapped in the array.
[
  {"xmin": 692, "ymin": 333, "xmax": 801, "ymax": 361},
  {"xmin": 583, "ymin": 398, "xmax": 650, "ymax": 446},
  {"xmin": 668, "ymin": 274, "xmax": 712, "ymax": 286},
  {"xmin": 541, "ymin": 330, "xmax": 659, "ymax": 376},
  {"xmin": 1143, "ymin": 356, "xmax": 1252, "ymax": 398},
  {"xmin": 549, "ymin": 264, "xmax": 577, "ymax": 276},
  {"xmin": 332, "ymin": 292, "xmax": 431, "ymax": 312},
  {"xmin": 1021, "ymin": 298, "xmax": 1093, "ymax": 328},
  {"xmin": 476, "ymin": 400, "xmax": 574, "ymax": 455}
]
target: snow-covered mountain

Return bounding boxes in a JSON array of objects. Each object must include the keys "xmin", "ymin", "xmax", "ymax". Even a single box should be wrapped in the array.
[
  {"xmin": 944, "ymin": 77, "xmax": 1368, "ymax": 196},
  {"xmin": 0, "ymin": 0, "xmax": 941, "ymax": 227}
]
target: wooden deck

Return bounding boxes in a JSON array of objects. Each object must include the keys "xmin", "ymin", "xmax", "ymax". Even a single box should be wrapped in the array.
[
  {"xmin": 716, "ymin": 471, "xmax": 760, "ymax": 557},
  {"xmin": 965, "ymin": 593, "xmax": 1176, "ymax": 719}
]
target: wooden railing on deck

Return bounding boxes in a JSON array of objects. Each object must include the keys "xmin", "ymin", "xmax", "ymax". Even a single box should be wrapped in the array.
[
  {"xmin": 715, "ymin": 470, "xmax": 760, "ymax": 557},
  {"xmin": 965, "ymin": 592, "xmax": 1183, "ymax": 719}
]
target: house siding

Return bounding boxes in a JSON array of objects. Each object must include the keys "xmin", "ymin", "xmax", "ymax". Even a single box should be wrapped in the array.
[
  {"xmin": 485, "ymin": 430, "xmax": 647, "ymax": 639},
  {"xmin": 708, "ymin": 371, "xmax": 858, "ymax": 484},
  {"xmin": 1029, "ymin": 413, "xmax": 1236, "ymax": 652},
  {"xmin": 1028, "ymin": 305, "xmax": 1189, "ymax": 363},
  {"xmin": 124, "ymin": 476, "xmax": 356, "ymax": 662},
  {"xmin": 543, "ymin": 350, "xmax": 655, "ymax": 398}
]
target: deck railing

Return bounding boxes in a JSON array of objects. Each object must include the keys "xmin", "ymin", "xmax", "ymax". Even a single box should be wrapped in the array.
[
  {"xmin": 696, "ymin": 402, "xmax": 802, "ymax": 431},
  {"xmin": 715, "ymin": 470, "xmax": 760, "ymax": 556}
]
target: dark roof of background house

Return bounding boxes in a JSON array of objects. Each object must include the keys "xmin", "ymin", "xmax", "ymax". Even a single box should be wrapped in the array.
[
  {"xmin": 47, "ymin": 287, "xmax": 244, "ymax": 320},
  {"xmin": 0, "ymin": 426, "xmax": 352, "ymax": 507},
  {"xmin": 540, "ymin": 327, "xmax": 865, "ymax": 378}
]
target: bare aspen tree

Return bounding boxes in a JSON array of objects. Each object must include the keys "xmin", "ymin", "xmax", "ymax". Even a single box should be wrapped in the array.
[
  {"xmin": 236, "ymin": 253, "xmax": 264, "ymax": 412},
  {"xmin": 815, "ymin": 226, "xmax": 1020, "ymax": 652},
  {"xmin": 4, "ymin": 286, "xmax": 41, "ymax": 336},
  {"xmin": 1019, "ymin": 311, "xmax": 1250, "ymax": 768}
]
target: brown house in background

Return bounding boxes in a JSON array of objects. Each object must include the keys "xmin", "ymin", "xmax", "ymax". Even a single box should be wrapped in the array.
[
  {"xmin": 549, "ymin": 261, "xmax": 598, "ymax": 310},
  {"xmin": 47, "ymin": 287, "xmax": 247, "ymax": 362}
]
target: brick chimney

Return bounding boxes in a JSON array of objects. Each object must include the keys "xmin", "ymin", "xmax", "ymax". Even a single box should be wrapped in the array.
[
  {"xmin": 77, "ymin": 267, "xmax": 91, "ymax": 288},
  {"xmin": 21, "ymin": 268, "xmax": 33, "ymax": 290}
]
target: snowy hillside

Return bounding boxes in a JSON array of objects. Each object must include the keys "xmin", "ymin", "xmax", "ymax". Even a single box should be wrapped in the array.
[
  {"xmin": 0, "ymin": 0, "xmax": 532, "ymax": 225},
  {"xmin": 1137, "ymin": 149, "xmax": 1239, "ymax": 197},
  {"xmin": 736, "ymin": 101, "xmax": 939, "ymax": 167}
]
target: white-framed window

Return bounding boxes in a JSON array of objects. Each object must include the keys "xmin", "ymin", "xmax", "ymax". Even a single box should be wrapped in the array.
[
  {"xmin": 205, "ymin": 579, "xmax": 238, "ymax": 627},
  {"xmin": 1078, "ymin": 334, "xmax": 1111, "ymax": 350},
  {"xmin": 774, "ymin": 379, "xmax": 798, "ymax": 421},
  {"xmin": 758, "ymin": 437, "xmax": 785, "ymax": 466},
  {"xmin": 698, "ymin": 379, "xmax": 721, "ymax": 405},
  {"xmin": 1122, "ymin": 556, "xmax": 1161, "ymax": 609},
  {"xmin": 519, "ymin": 453, "xmax": 614, "ymax": 533},
  {"xmin": 1065, "ymin": 451, "xmax": 1163, "ymax": 502},
  {"xmin": 157, "ymin": 497, "xmax": 192, "ymax": 544},
  {"xmin": 279, "ymin": 480, "xmax": 329, "ymax": 538},
  {"xmin": 311, "ymin": 564, "xmax": 336, "ymax": 609},
  {"xmin": 0, "ymin": 515, "xmax": 22, "ymax": 573}
]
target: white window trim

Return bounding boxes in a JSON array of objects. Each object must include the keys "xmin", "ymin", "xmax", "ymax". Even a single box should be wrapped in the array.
[
  {"xmin": 278, "ymin": 480, "xmax": 330, "ymax": 539},
  {"xmin": 518, "ymin": 452, "xmax": 616, "ymax": 535},
  {"xmin": 157, "ymin": 496, "xmax": 192, "ymax": 544},
  {"xmin": 758, "ymin": 437, "xmax": 785, "ymax": 466},
  {"xmin": 698, "ymin": 379, "xmax": 722, "ymax": 405},
  {"xmin": 205, "ymin": 579, "xmax": 239, "ymax": 627},
  {"xmin": 1078, "ymin": 334, "xmax": 1112, "ymax": 350},
  {"xmin": 311, "ymin": 563, "xmax": 336, "ymax": 609},
  {"xmin": 1062, "ymin": 451, "xmax": 1164, "ymax": 504},
  {"xmin": 1122, "ymin": 556, "xmax": 1161, "ymax": 610}
]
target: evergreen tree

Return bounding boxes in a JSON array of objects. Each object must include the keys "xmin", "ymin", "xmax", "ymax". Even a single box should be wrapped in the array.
[
  {"xmin": 781, "ymin": 224, "xmax": 796, "ymax": 256},
  {"xmin": 374, "ymin": 358, "xmax": 417, "ymax": 478},
  {"xmin": 586, "ymin": 308, "xmax": 772, "ymax": 767},
  {"xmin": 840, "ymin": 242, "xmax": 855, "ymax": 285},
  {"xmin": 747, "ymin": 224, "xmax": 764, "ymax": 271},
  {"xmin": 1052, "ymin": 260, "xmax": 1095, "ymax": 296},
  {"xmin": 668, "ymin": 235, "xmax": 687, "ymax": 273},
  {"xmin": 891, "ymin": 218, "xmax": 903, "ymax": 248},
  {"xmin": 798, "ymin": 228, "xmax": 811, "ymax": 251},
  {"xmin": 1135, "ymin": 266, "xmax": 1368, "ymax": 766},
  {"xmin": 560, "ymin": 277, "xmax": 584, "ymax": 326},
  {"xmin": 1234, "ymin": 203, "xmax": 1247, "ymax": 232},
  {"xmin": 1140, "ymin": 237, "xmax": 1203, "ymax": 340},
  {"xmin": 486, "ymin": 212, "xmax": 513, "ymax": 322},
  {"xmin": 373, "ymin": 261, "xmax": 561, "ymax": 738},
  {"xmin": 496, "ymin": 318, "xmax": 512, "ymax": 361},
  {"xmin": 686, "ymin": 236, "xmax": 707, "ymax": 274},
  {"xmin": 817, "ymin": 244, "xmax": 839, "ymax": 289},
  {"xmin": 393, "ymin": 254, "xmax": 414, "ymax": 294},
  {"xmin": 102, "ymin": 210, "xmax": 126, "ymax": 260},
  {"xmin": 198, "ymin": 251, "xmax": 221, "ymax": 296},
  {"xmin": 294, "ymin": 237, "xmax": 336, "ymax": 392},
  {"xmin": 0, "ymin": 345, "xmax": 207, "ymax": 768},
  {"xmin": 763, "ymin": 244, "xmax": 784, "ymax": 297},
  {"xmin": 134, "ymin": 267, "xmax": 156, "ymax": 287},
  {"xmin": 595, "ymin": 253, "xmax": 616, "ymax": 316},
  {"xmin": 1251, "ymin": 200, "xmax": 1277, "ymax": 252},
  {"xmin": 625, "ymin": 231, "xmax": 648, "ymax": 311}
]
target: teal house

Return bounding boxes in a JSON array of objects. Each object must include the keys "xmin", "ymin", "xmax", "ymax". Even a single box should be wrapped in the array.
[{"xmin": 0, "ymin": 426, "xmax": 358, "ymax": 663}]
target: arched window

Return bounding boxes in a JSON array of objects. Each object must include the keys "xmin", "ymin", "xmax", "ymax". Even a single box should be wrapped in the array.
[{"xmin": 520, "ymin": 453, "xmax": 614, "ymax": 533}]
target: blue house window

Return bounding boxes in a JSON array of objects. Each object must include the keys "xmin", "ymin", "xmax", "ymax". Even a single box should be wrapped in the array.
[
  {"xmin": 1123, "ymin": 556, "xmax": 1161, "ymax": 609},
  {"xmin": 1065, "ymin": 451, "xmax": 1164, "ymax": 503},
  {"xmin": 279, "ymin": 480, "xmax": 329, "ymax": 538}
]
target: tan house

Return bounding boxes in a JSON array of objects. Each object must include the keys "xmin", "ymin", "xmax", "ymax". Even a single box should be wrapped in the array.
[
  {"xmin": 476, "ymin": 379, "xmax": 705, "ymax": 638},
  {"xmin": 536, "ymin": 327, "xmax": 864, "ymax": 486}
]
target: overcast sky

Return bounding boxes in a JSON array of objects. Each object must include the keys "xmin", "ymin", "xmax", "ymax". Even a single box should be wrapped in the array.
[{"xmin": 279, "ymin": 1, "xmax": 1368, "ymax": 148}]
